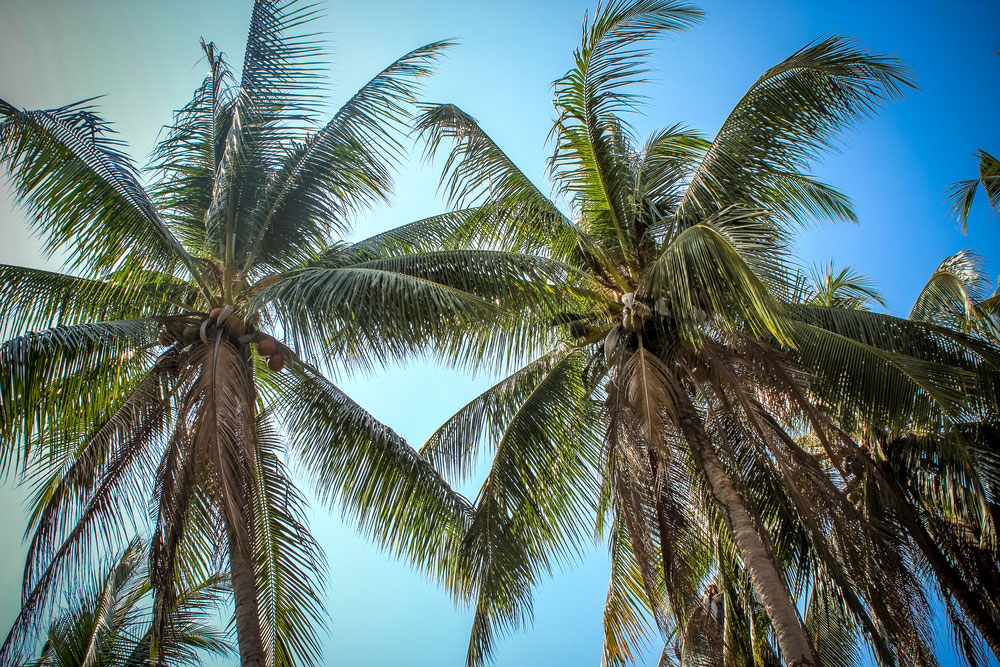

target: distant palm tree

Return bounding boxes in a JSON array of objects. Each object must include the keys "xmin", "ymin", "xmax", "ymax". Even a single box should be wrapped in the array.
[
  {"xmin": 21, "ymin": 538, "xmax": 231, "ymax": 667},
  {"xmin": 0, "ymin": 1, "xmax": 548, "ymax": 664},
  {"xmin": 404, "ymin": 2, "xmax": 998, "ymax": 665},
  {"xmin": 798, "ymin": 261, "xmax": 887, "ymax": 311}
]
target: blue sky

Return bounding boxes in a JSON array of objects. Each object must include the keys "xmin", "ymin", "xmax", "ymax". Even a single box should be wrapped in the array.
[{"xmin": 1, "ymin": 0, "xmax": 998, "ymax": 665}]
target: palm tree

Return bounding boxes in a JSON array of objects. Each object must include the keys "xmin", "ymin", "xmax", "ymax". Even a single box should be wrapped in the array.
[
  {"xmin": 791, "ymin": 255, "xmax": 1000, "ymax": 663},
  {"xmin": 402, "ymin": 2, "xmax": 998, "ymax": 665},
  {"xmin": 0, "ymin": 1, "xmax": 547, "ymax": 664},
  {"xmin": 797, "ymin": 261, "xmax": 887, "ymax": 311},
  {"xmin": 19, "ymin": 538, "xmax": 231, "ymax": 667}
]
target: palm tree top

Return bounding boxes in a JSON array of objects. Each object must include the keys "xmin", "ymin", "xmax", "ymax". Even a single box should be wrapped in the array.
[{"xmin": 0, "ymin": 3, "xmax": 497, "ymax": 666}]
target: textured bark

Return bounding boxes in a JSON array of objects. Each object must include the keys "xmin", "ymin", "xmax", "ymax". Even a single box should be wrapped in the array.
[
  {"xmin": 674, "ymin": 392, "xmax": 818, "ymax": 667},
  {"xmin": 225, "ymin": 516, "xmax": 266, "ymax": 667}
]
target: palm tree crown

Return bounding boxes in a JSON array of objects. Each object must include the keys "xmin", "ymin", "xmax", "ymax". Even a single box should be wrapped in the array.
[
  {"xmin": 404, "ymin": 1, "xmax": 1000, "ymax": 665},
  {"xmin": 0, "ymin": 1, "xmax": 539, "ymax": 665}
]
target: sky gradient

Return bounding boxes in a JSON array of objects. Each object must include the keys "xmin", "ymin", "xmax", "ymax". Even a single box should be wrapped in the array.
[{"xmin": 1, "ymin": 0, "xmax": 999, "ymax": 665}]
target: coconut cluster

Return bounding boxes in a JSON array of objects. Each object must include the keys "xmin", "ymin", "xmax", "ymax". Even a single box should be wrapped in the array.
[
  {"xmin": 156, "ymin": 307, "xmax": 285, "ymax": 372},
  {"xmin": 256, "ymin": 337, "xmax": 284, "ymax": 372}
]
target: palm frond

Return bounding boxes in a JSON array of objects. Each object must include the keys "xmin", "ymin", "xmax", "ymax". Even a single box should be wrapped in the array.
[
  {"xmin": 947, "ymin": 149, "xmax": 1000, "ymax": 232},
  {"xmin": 240, "ymin": 40, "xmax": 453, "ymax": 274},
  {"xmin": 640, "ymin": 219, "xmax": 790, "ymax": 346},
  {"xmin": 550, "ymin": 0, "xmax": 702, "ymax": 259},
  {"xmin": 554, "ymin": 0, "xmax": 703, "ymax": 126},
  {"xmin": 252, "ymin": 414, "xmax": 326, "ymax": 667},
  {"xmin": 0, "ymin": 264, "xmax": 195, "ymax": 339},
  {"xmin": 423, "ymin": 347, "xmax": 602, "ymax": 666},
  {"xmin": 0, "ymin": 98, "xmax": 210, "ymax": 292},
  {"xmin": 784, "ymin": 306, "xmax": 984, "ymax": 430},
  {"xmin": 149, "ymin": 39, "xmax": 235, "ymax": 252},
  {"xmin": 910, "ymin": 250, "xmax": 991, "ymax": 331},
  {"xmin": 415, "ymin": 103, "xmax": 575, "ymax": 254},
  {"xmin": 1, "ymin": 359, "xmax": 174, "ymax": 666},
  {"xmin": 677, "ymin": 35, "xmax": 912, "ymax": 226},
  {"xmin": 601, "ymin": 516, "xmax": 659, "ymax": 667},
  {"xmin": 804, "ymin": 261, "xmax": 887, "ymax": 311},
  {"xmin": 0, "ymin": 319, "xmax": 160, "ymax": 475},
  {"xmin": 274, "ymin": 362, "xmax": 472, "ymax": 591}
]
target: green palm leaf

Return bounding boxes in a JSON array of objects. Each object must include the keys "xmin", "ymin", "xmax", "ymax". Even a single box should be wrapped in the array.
[
  {"xmin": 677, "ymin": 35, "xmax": 912, "ymax": 226},
  {"xmin": 0, "ymin": 99, "xmax": 209, "ymax": 292}
]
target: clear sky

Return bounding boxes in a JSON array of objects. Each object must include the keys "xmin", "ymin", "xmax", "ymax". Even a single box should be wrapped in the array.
[{"xmin": 1, "ymin": 0, "xmax": 998, "ymax": 665}]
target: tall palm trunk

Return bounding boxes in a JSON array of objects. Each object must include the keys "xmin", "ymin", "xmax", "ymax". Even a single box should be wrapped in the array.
[
  {"xmin": 225, "ymin": 514, "xmax": 266, "ymax": 667},
  {"xmin": 874, "ymin": 460, "xmax": 1000, "ymax": 660},
  {"xmin": 673, "ymin": 391, "xmax": 818, "ymax": 667}
]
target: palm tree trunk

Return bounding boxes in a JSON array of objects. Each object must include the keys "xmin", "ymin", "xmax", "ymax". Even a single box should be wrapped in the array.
[
  {"xmin": 673, "ymin": 391, "xmax": 818, "ymax": 667},
  {"xmin": 875, "ymin": 461, "xmax": 1000, "ymax": 660},
  {"xmin": 225, "ymin": 515, "xmax": 266, "ymax": 667}
]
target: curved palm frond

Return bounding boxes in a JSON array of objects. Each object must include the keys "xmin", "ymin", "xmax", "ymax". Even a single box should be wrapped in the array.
[
  {"xmin": 0, "ymin": 319, "xmax": 161, "ymax": 476},
  {"xmin": 910, "ymin": 250, "xmax": 991, "ymax": 332},
  {"xmin": 676, "ymin": 35, "xmax": 913, "ymax": 226},
  {"xmin": 415, "ymin": 103, "xmax": 576, "ymax": 255},
  {"xmin": 241, "ymin": 40, "xmax": 454, "ymax": 274},
  {"xmin": 423, "ymin": 347, "xmax": 602, "ymax": 665},
  {"xmin": 273, "ymin": 362, "xmax": 472, "ymax": 591},
  {"xmin": 947, "ymin": 149, "xmax": 1000, "ymax": 232},
  {"xmin": 640, "ymin": 219, "xmax": 790, "ymax": 345}
]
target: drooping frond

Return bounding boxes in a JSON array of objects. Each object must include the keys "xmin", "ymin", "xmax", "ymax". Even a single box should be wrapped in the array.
[
  {"xmin": 784, "ymin": 306, "xmax": 987, "ymax": 430},
  {"xmin": 21, "ymin": 539, "xmax": 231, "ymax": 667},
  {"xmin": 252, "ymin": 414, "xmax": 326, "ymax": 667},
  {"xmin": 0, "ymin": 319, "xmax": 160, "ymax": 476},
  {"xmin": 602, "ymin": 516, "xmax": 659, "ymax": 667},
  {"xmin": 1, "ymin": 355, "xmax": 177, "ymax": 665},
  {"xmin": 273, "ymin": 361, "xmax": 472, "ymax": 591},
  {"xmin": 423, "ymin": 347, "xmax": 602, "ymax": 666},
  {"xmin": 947, "ymin": 149, "xmax": 1000, "ymax": 232}
]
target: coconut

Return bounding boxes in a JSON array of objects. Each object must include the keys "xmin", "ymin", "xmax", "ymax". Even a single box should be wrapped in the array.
[
  {"xmin": 267, "ymin": 353, "xmax": 284, "ymax": 372},
  {"xmin": 257, "ymin": 338, "xmax": 277, "ymax": 356},
  {"xmin": 209, "ymin": 307, "xmax": 222, "ymax": 320},
  {"xmin": 568, "ymin": 320, "xmax": 588, "ymax": 339}
]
